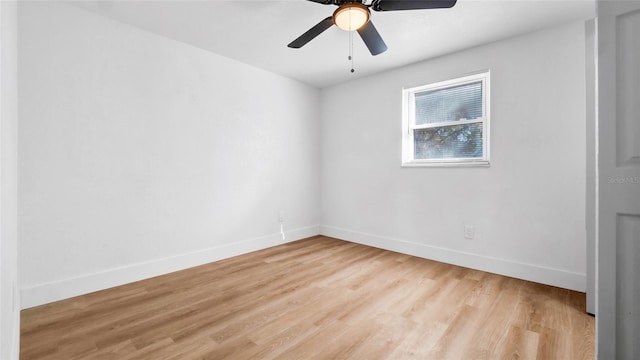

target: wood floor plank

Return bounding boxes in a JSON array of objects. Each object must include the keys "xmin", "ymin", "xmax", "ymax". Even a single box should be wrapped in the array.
[
  {"xmin": 21, "ymin": 236, "xmax": 594, "ymax": 359},
  {"xmin": 427, "ymin": 304, "xmax": 484, "ymax": 360},
  {"xmin": 346, "ymin": 313, "xmax": 417, "ymax": 360},
  {"xmin": 498, "ymin": 326, "xmax": 540, "ymax": 360}
]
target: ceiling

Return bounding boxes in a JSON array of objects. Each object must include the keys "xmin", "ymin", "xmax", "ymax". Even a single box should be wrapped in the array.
[{"xmin": 71, "ymin": 0, "xmax": 595, "ymax": 88}]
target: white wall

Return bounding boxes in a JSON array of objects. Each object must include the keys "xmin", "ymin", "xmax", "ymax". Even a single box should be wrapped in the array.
[
  {"xmin": 1, "ymin": 0, "xmax": 20, "ymax": 358},
  {"xmin": 585, "ymin": 19, "xmax": 596, "ymax": 314},
  {"xmin": 321, "ymin": 21, "xmax": 587, "ymax": 291},
  {"xmin": 18, "ymin": 2, "xmax": 320, "ymax": 308}
]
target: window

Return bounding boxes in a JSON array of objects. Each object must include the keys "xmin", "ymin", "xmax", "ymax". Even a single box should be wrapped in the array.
[{"xmin": 402, "ymin": 71, "xmax": 490, "ymax": 167}]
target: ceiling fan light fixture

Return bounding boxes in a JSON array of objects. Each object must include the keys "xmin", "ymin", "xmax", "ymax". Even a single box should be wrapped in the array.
[{"xmin": 333, "ymin": 4, "xmax": 370, "ymax": 31}]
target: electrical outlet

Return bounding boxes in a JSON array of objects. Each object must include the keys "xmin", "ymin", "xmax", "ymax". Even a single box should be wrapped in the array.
[
  {"xmin": 278, "ymin": 211, "xmax": 285, "ymax": 223},
  {"xmin": 464, "ymin": 225, "xmax": 474, "ymax": 239}
]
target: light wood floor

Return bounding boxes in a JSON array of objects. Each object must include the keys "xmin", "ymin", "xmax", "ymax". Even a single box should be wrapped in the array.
[{"xmin": 21, "ymin": 236, "xmax": 594, "ymax": 359}]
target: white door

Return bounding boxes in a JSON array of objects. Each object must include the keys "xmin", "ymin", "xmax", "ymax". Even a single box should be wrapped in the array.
[{"xmin": 597, "ymin": 1, "xmax": 640, "ymax": 358}]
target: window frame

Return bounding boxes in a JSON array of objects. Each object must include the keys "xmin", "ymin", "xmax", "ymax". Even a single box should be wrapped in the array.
[{"xmin": 401, "ymin": 71, "xmax": 491, "ymax": 167}]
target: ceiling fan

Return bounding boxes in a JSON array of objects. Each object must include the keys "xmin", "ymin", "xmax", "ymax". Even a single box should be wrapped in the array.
[{"xmin": 288, "ymin": 0, "xmax": 458, "ymax": 56}]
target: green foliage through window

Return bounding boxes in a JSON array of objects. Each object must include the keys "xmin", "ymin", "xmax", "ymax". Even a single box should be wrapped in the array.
[{"xmin": 414, "ymin": 123, "xmax": 483, "ymax": 159}]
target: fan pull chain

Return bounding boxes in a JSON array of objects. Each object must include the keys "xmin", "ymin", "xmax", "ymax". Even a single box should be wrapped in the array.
[
  {"xmin": 349, "ymin": 29, "xmax": 355, "ymax": 73},
  {"xmin": 347, "ymin": 8, "xmax": 354, "ymax": 73}
]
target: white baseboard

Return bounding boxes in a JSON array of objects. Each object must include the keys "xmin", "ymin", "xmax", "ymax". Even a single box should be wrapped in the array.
[
  {"xmin": 20, "ymin": 225, "xmax": 320, "ymax": 309},
  {"xmin": 21, "ymin": 223, "xmax": 586, "ymax": 309},
  {"xmin": 320, "ymin": 225, "xmax": 586, "ymax": 292}
]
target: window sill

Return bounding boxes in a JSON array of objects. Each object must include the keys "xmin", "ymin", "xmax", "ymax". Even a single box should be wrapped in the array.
[{"xmin": 401, "ymin": 160, "xmax": 490, "ymax": 168}]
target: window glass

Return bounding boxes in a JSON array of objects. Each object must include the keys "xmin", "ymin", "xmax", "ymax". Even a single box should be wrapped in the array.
[{"xmin": 402, "ymin": 72, "xmax": 490, "ymax": 167}]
